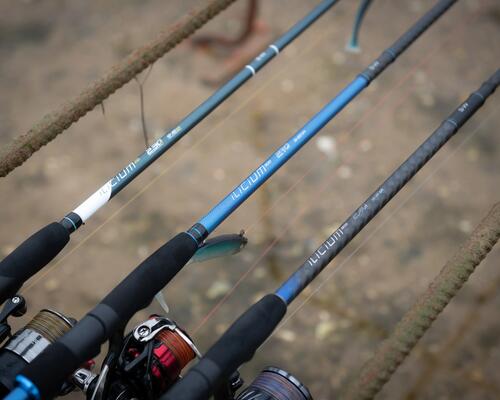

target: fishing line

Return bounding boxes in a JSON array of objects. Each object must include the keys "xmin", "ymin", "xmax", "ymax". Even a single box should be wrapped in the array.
[
  {"xmin": 192, "ymin": 8, "xmax": 477, "ymax": 332},
  {"xmin": 190, "ymin": 77, "xmax": 422, "ymax": 335},
  {"xmin": 243, "ymin": 76, "xmax": 418, "ymax": 236},
  {"xmin": 189, "ymin": 89, "xmax": 416, "ymax": 333},
  {"xmin": 20, "ymin": 20, "xmax": 340, "ymax": 300},
  {"xmin": 245, "ymin": 5, "xmax": 478, "ymax": 235},
  {"xmin": 244, "ymin": 154, "xmax": 327, "ymax": 235},
  {"xmin": 165, "ymin": 69, "xmax": 500, "ymax": 400},
  {"xmin": 274, "ymin": 106, "xmax": 498, "ymax": 336},
  {"xmin": 191, "ymin": 174, "xmax": 334, "ymax": 334},
  {"xmin": 0, "ymin": 0, "xmax": 343, "ymax": 305},
  {"xmin": 13, "ymin": 2, "xmax": 469, "ymax": 397}
]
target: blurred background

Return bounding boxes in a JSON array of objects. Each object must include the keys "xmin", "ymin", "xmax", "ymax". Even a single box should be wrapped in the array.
[{"xmin": 0, "ymin": 0, "xmax": 499, "ymax": 398}]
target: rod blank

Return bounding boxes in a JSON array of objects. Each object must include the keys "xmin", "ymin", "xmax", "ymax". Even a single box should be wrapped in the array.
[
  {"xmin": 0, "ymin": 0, "xmax": 340, "ymax": 304},
  {"xmin": 166, "ymin": 68, "xmax": 500, "ymax": 400},
  {"xmin": 64, "ymin": 0, "xmax": 341, "ymax": 230},
  {"xmin": 14, "ymin": 2, "xmax": 463, "ymax": 398},
  {"xmin": 194, "ymin": 0, "xmax": 459, "ymax": 237},
  {"xmin": 276, "ymin": 69, "xmax": 500, "ymax": 304}
]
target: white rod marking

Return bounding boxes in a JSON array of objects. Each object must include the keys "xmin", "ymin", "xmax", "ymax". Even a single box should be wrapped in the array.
[
  {"xmin": 270, "ymin": 44, "xmax": 280, "ymax": 55},
  {"xmin": 73, "ymin": 181, "xmax": 112, "ymax": 222},
  {"xmin": 245, "ymin": 65, "xmax": 256, "ymax": 76}
]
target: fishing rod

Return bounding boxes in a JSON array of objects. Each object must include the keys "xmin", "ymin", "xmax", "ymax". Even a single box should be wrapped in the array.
[
  {"xmin": 6, "ymin": 1, "xmax": 458, "ymax": 399},
  {"xmin": 164, "ymin": 69, "xmax": 500, "ymax": 400},
  {"xmin": 155, "ymin": 231, "xmax": 248, "ymax": 313},
  {"xmin": 0, "ymin": 306, "xmax": 313, "ymax": 400},
  {"xmin": 0, "ymin": 0, "xmax": 340, "ymax": 305},
  {"xmin": 0, "ymin": 234, "xmax": 247, "ymax": 398}
]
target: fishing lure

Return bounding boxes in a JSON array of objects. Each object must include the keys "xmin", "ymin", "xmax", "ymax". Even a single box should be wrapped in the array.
[
  {"xmin": 0, "ymin": 0, "xmax": 341, "ymax": 306},
  {"xmin": 155, "ymin": 232, "xmax": 248, "ymax": 313},
  {"xmin": 165, "ymin": 68, "xmax": 500, "ymax": 400},
  {"xmin": 9, "ymin": 1, "xmax": 459, "ymax": 398}
]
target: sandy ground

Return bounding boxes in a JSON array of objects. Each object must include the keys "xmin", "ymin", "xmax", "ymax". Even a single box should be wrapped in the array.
[{"xmin": 0, "ymin": 0, "xmax": 499, "ymax": 399}]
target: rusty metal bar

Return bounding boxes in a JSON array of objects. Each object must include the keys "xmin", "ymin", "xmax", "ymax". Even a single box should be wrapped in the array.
[
  {"xmin": 0, "ymin": 0, "xmax": 238, "ymax": 177},
  {"xmin": 343, "ymin": 201, "xmax": 500, "ymax": 400}
]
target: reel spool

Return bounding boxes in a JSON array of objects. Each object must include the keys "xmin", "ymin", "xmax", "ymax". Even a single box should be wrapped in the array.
[
  {"xmin": 0, "ymin": 309, "xmax": 75, "ymax": 394},
  {"xmin": 152, "ymin": 327, "xmax": 198, "ymax": 386},
  {"xmin": 79, "ymin": 316, "xmax": 200, "ymax": 400},
  {"xmin": 125, "ymin": 315, "xmax": 200, "ymax": 392},
  {"xmin": 236, "ymin": 367, "xmax": 312, "ymax": 400}
]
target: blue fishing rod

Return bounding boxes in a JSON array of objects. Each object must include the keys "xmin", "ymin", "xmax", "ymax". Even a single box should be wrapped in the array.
[
  {"xmin": 0, "ymin": 0, "xmax": 340, "ymax": 305},
  {"xmin": 164, "ymin": 69, "xmax": 500, "ymax": 400},
  {"xmin": 7, "ymin": 1, "xmax": 457, "ymax": 399}
]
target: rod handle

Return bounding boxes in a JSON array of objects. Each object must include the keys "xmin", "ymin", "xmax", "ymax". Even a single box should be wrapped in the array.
[
  {"xmin": 163, "ymin": 294, "xmax": 286, "ymax": 400},
  {"xmin": 0, "ymin": 222, "xmax": 69, "ymax": 303},
  {"xmin": 101, "ymin": 232, "xmax": 198, "ymax": 321},
  {"xmin": 20, "ymin": 232, "xmax": 198, "ymax": 398}
]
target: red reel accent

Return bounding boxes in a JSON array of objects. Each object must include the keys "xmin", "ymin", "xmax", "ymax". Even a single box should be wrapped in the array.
[{"xmin": 151, "ymin": 328, "xmax": 196, "ymax": 389}]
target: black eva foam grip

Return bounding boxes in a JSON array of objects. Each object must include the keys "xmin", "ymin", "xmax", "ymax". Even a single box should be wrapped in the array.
[
  {"xmin": 0, "ymin": 222, "xmax": 69, "ymax": 303},
  {"xmin": 162, "ymin": 294, "xmax": 287, "ymax": 400},
  {"xmin": 102, "ymin": 232, "xmax": 198, "ymax": 322},
  {"xmin": 21, "ymin": 232, "xmax": 198, "ymax": 399},
  {"xmin": 22, "ymin": 342, "xmax": 79, "ymax": 399}
]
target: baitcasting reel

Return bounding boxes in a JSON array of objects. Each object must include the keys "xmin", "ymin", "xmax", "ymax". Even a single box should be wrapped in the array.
[
  {"xmin": 74, "ymin": 315, "xmax": 201, "ymax": 400},
  {"xmin": 0, "ymin": 296, "xmax": 76, "ymax": 396}
]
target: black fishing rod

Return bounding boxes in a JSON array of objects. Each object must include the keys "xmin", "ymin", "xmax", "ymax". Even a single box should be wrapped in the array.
[
  {"xmin": 0, "ymin": 234, "xmax": 249, "ymax": 399},
  {"xmin": 0, "ymin": 0, "xmax": 340, "ymax": 305},
  {"xmin": 6, "ymin": 1, "xmax": 458, "ymax": 399},
  {"xmin": 164, "ymin": 69, "xmax": 500, "ymax": 400}
]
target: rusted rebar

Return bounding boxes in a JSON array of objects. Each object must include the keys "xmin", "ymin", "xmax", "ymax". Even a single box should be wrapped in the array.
[
  {"xmin": 344, "ymin": 201, "xmax": 500, "ymax": 400},
  {"xmin": 0, "ymin": 0, "xmax": 238, "ymax": 177}
]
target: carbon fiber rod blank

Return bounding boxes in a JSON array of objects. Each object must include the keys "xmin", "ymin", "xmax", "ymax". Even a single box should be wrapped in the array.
[
  {"xmin": 164, "ymin": 69, "xmax": 500, "ymax": 400},
  {"xmin": 12, "ymin": 2, "xmax": 462, "ymax": 399},
  {"xmin": 190, "ymin": 0, "xmax": 458, "ymax": 240},
  {"xmin": 276, "ymin": 69, "xmax": 500, "ymax": 304},
  {"xmin": 344, "ymin": 202, "xmax": 500, "ymax": 400}
]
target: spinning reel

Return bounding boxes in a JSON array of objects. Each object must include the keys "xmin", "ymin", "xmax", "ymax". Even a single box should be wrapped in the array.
[
  {"xmin": 0, "ymin": 296, "xmax": 312, "ymax": 400},
  {"xmin": 72, "ymin": 315, "xmax": 199, "ymax": 400},
  {"xmin": 75, "ymin": 316, "xmax": 312, "ymax": 400},
  {"xmin": 218, "ymin": 367, "xmax": 312, "ymax": 400},
  {"xmin": 0, "ymin": 296, "xmax": 75, "ymax": 396}
]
